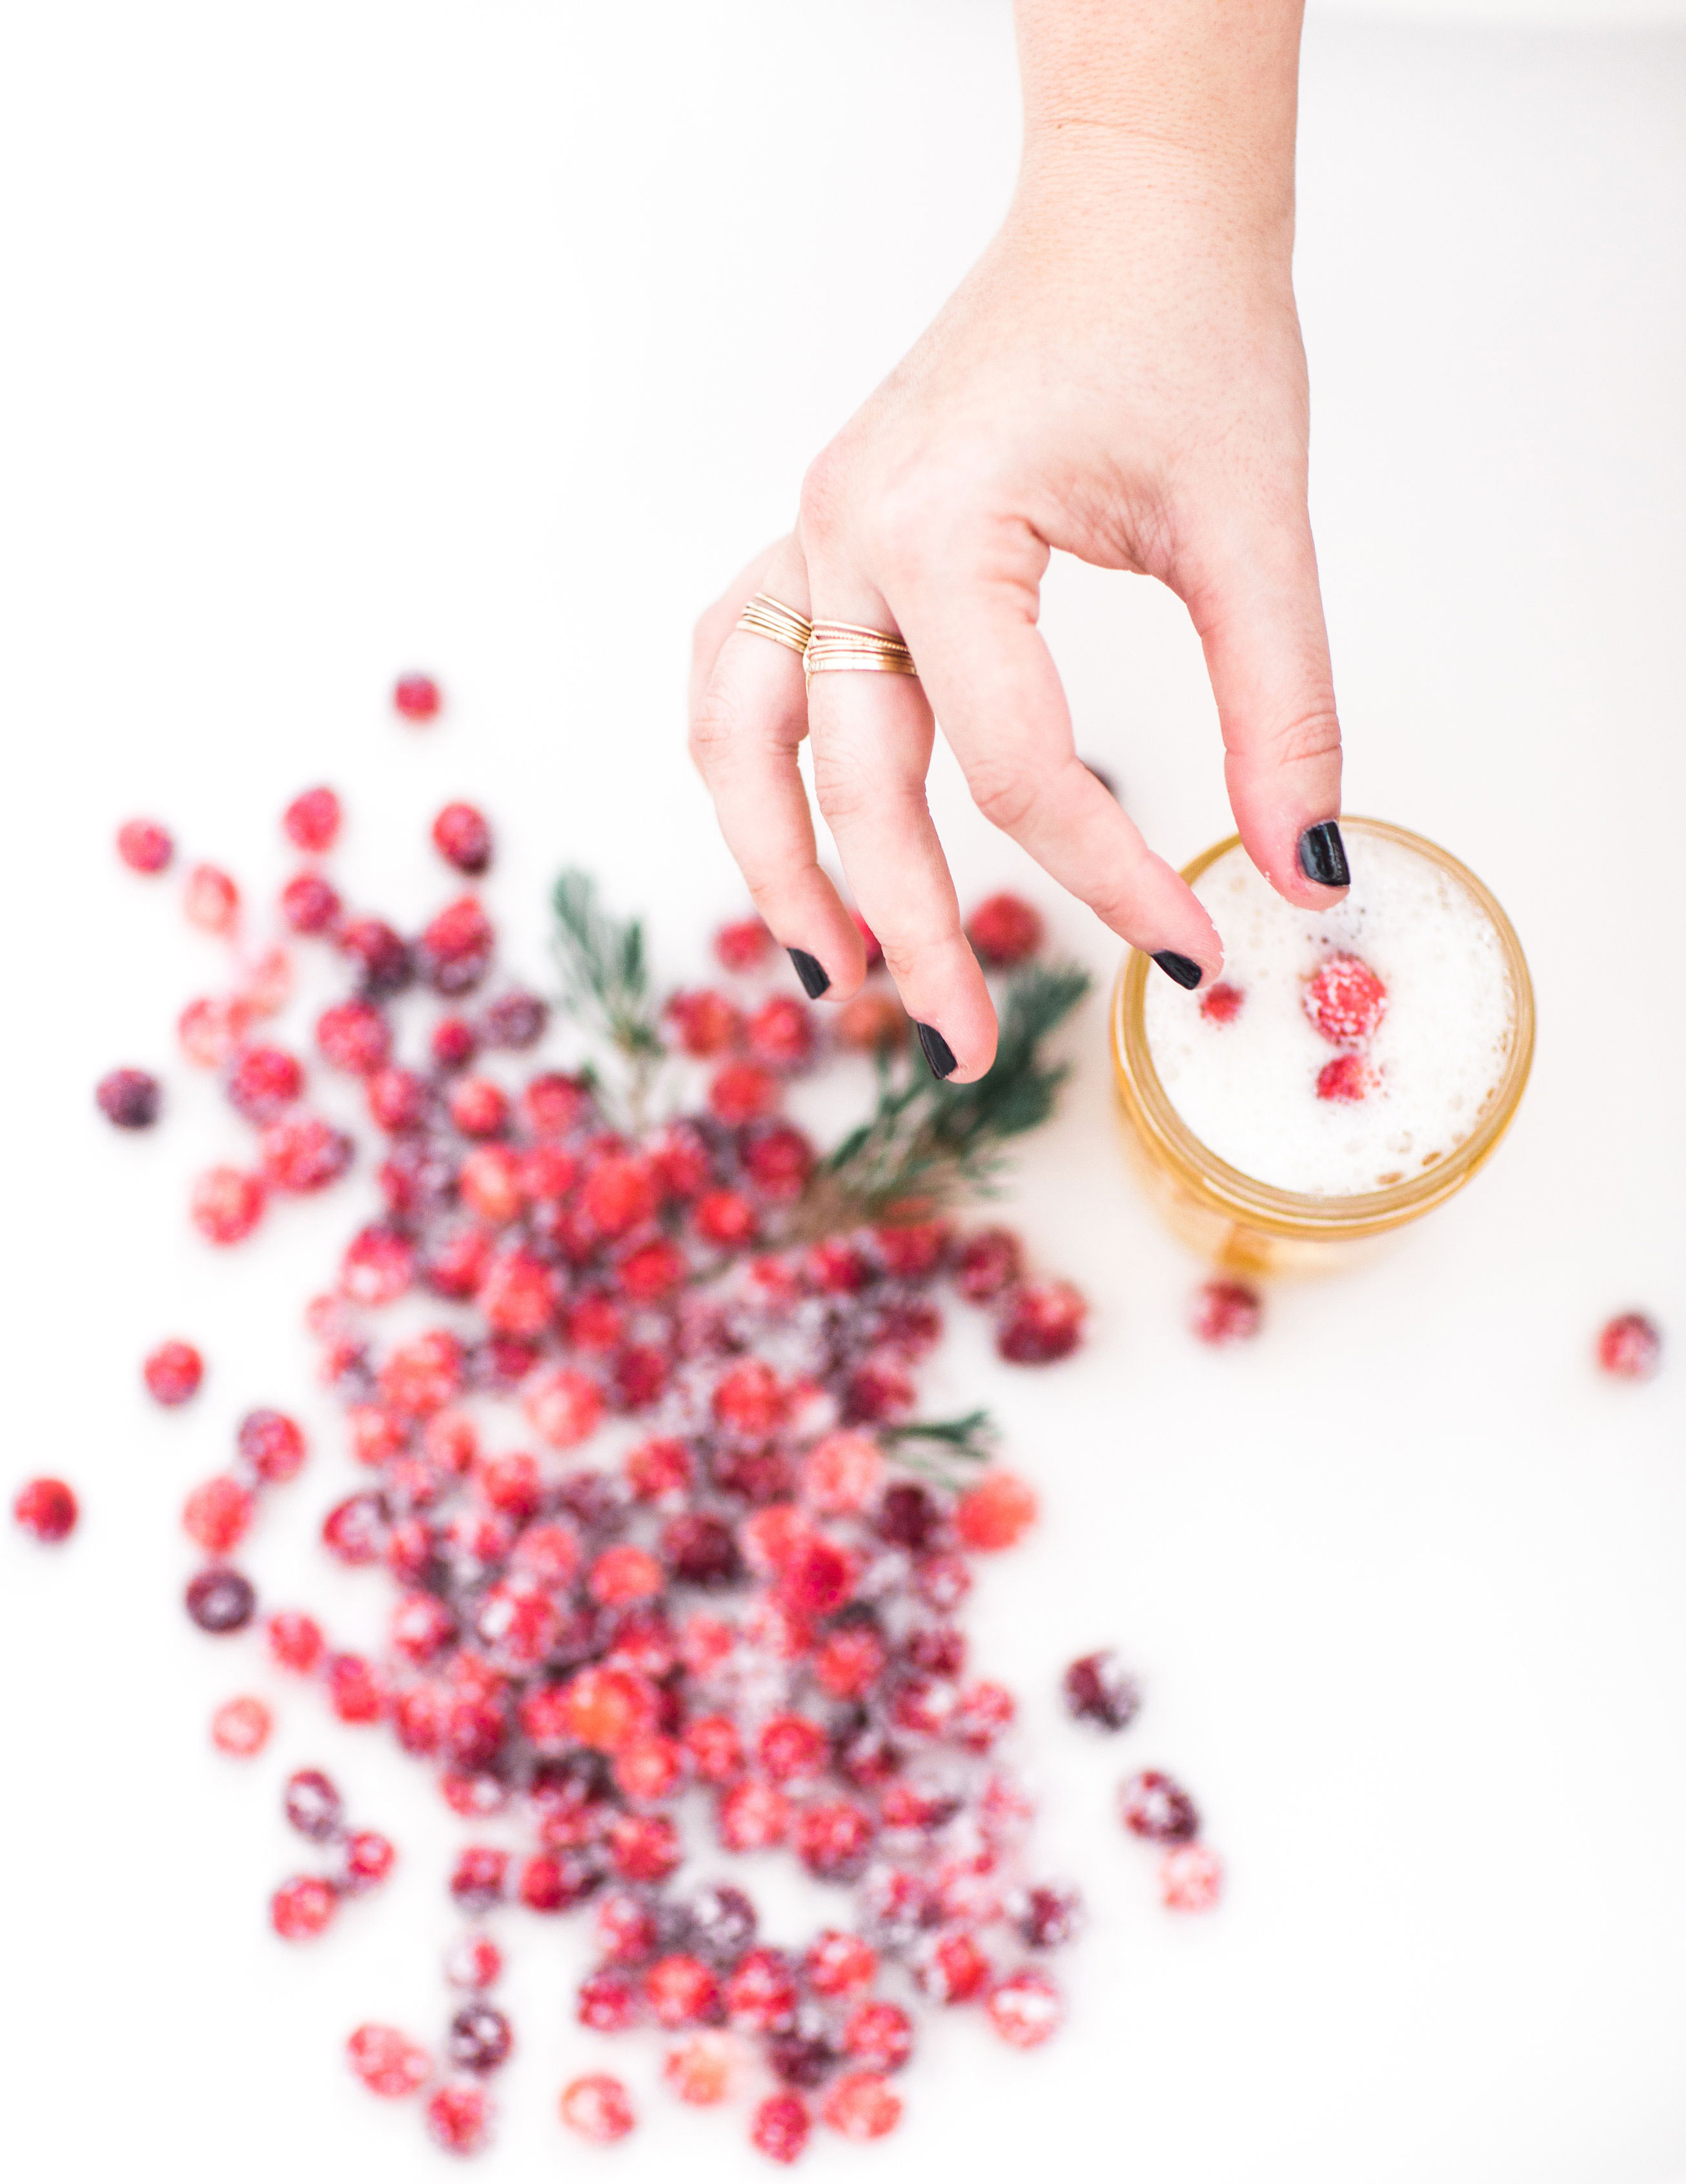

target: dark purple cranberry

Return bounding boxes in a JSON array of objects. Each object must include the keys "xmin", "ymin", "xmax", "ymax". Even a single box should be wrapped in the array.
[
  {"xmin": 283, "ymin": 1768, "xmax": 345, "ymax": 1842},
  {"xmin": 1015, "ymin": 1885, "xmax": 1081, "ymax": 1950},
  {"xmin": 661, "ymin": 1512, "xmax": 742, "ymax": 1590},
  {"xmin": 875, "ymin": 1482, "xmax": 941, "ymax": 1552},
  {"xmin": 766, "ymin": 2027, "xmax": 836, "ymax": 2088},
  {"xmin": 1063, "ymin": 1650, "xmax": 1141, "ymax": 1732},
  {"xmin": 683, "ymin": 1883, "xmax": 757, "ymax": 1963},
  {"xmin": 96, "ymin": 1067, "xmax": 161, "ymax": 1129},
  {"xmin": 556, "ymin": 1469, "xmax": 629, "ymax": 1536},
  {"xmin": 532, "ymin": 1750, "xmax": 613, "ymax": 1808},
  {"xmin": 340, "ymin": 916, "xmax": 414, "ymax": 996},
  {"xmin": 834, "ymin": 1722, "xmax": 900, "ymax": 1790},
  {"xmin": 906, "ymin": 1625, "xmax": 966, "ymax": 1679},
  {"xmin": 1119, "ymin": 1770, "xmax": 1200, "ymax": 1843},
  {"xmin": 185, "ymin": 1566, "xmax": 255, "ymax": 1633},
  {"xmin": 448, "ymin": 2001, "xmax": 513, "ymax": 2074},
  {"xmin": 710, "ymin": 1446, "xmax": 795, "ymax": 1504},
  {"xmin": 479, "ymin": 992, "xmax": 549, "ymax": 1050}
]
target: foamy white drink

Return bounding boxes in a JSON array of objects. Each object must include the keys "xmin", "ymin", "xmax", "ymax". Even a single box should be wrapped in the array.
[{"xmin": 1142, "ymin": 831, "xmax": 1518, "ymax": 1197}]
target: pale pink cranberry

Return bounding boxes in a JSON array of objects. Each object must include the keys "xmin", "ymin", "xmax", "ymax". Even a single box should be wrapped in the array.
[
  {"xmin": 953, "ymin": 1471, "xmax": 1038, "ymax": 1552},
  {"xmin": 425, "ymin": 2082, "xmax": 492, "ymax": 2154},
  {"xmin": 259, "ymin": 1114, "xmax": 352, "ymax": 1193},
  {"xmin": 449, "ymin": 1077, "xmax": 509, "ymax": 1137},
  {"xmin": 951, "ymin": 1681, "xmax": 1015, "ymax": 1752},
  {"xmin": 143, "ymin": 1337, "xmax": 203, "ymax": 1405},
  {"xmin": 210, "ymin": 1695, "xmax": 272, "ymax": 1757},
  {"xmin": 1199, "ymin": 980, "xmax": 1244, "ymax": 1025},
  {"xmin": 270, "ymin": 1875, "xmax": 337, "ymax": 1940},
  {"xmin": 446, "ymin": 1934, "xmax": 503, "ymax": 1990},
  {"xmin": 96, "ymin": 1067, "xmax": 161, "ymax": 1129},
  {"xmin": 1190, "ymin": 1279, "xmax": 1263, "ymax": 1344},
  {"xmin": 347, "ymin": 2023, "xmax": 431, "ymax": 2098},
  {"xmin": 751, "ymin": 2093, "xmax": 811, "ymax": 2165},
  {"xmin": 343, "ymin": 1831, "xmax": 397, "ymax": 1889},
  {"xmin": 226, "ymin": 1044, "xmax": 303, "ymax": 1121},
  {"xmin": 339, "ymin": 1226, "xmax": 414, "ymax": 1306},
  {"xmin": 986, "ymin": 1970, "xmax": 1063, "ymax": 2048},
  {"xmin": 524, "ymin": 1367, "xmax": 605, "ymax": 1449},
  {"xmin": 116, "ymin": 818, "xmax": 173, "ymax": 873},
  {"xmin": 183, "ymin": 1476, "xmax": 254, "ymax": 1555},
  {"xmin": 717, "ymin": 1779, "xmax": 791, "ymax": 1854},
  {"xmin": 393, "ymin": 672, "xmax": 442, "ymax": 722},
  {"xmin": 805, "ymin": 1930, "xmax": 877, "ymax": 1997},
  {"xmin": 238, "ymin": 943, "xmax": 294, "ymax": 1018},
  {"xmin": 1159, "ymin": 1841, "xmax": 1225, "ymax": 1912},
  {"xmin": 996, "ymin": 1279, "xmax": 1086, "ymax": 1364},
  {"xmin": 802, "ymin": 1429, "xmax": 882, "ymax": 1513},
  {"xmin": 967, "ymin": 891, "xmax": 1043, "ymax": 967},
  {"xmin": 179, "ymin": 994, "xmax": 252, "ymax": 1067},
  {"xmin": 185, "ymin": 863, "xmax": 239, "ymax": 933},
  {"xmin": 664, "ymin": 2032, "xmax": 736, "ymax": 2105},
  {"xmin": 279, "ymin": 870, "xmax": 341, "ymax": 934},
  {"xmin": 12, "ymin": 1477, "xmax": 77, "ymax": 1543},
  {"xmin": 316, "ymin": 998, "xmax": 392, "ymax": 1075},
  {"xmin": 267, "ymin": 1608, "xmax": 325, "ymax": 1673},
  {"xmin": 1598, "ymin": 1311, "xmax": 1663, "ymax": 1380},
  {"xmin": 1119, "ymin": 1769, "xmax": 1201, "ymax": 1843},
  {"xmin": 843, "ymin": 2000, "xmax": 913, "ymax": 2071},
  {"xmin": 1062, "ymin": 1650, "xmax": 1141, "ymax": 1732},
  {"xmin": 1316, "ymin": 1051, "xmax": 1376, "ymax": 1102},
  {"xmin": 559, "ymin": 2074, "xmax": 635, "ymax": 2144},
  {"xmin": 282, "ymin": 785, "xmax": 341, "ymax": 852},
  {"xmin": 822, "ymin": 2071, "xmax": 902, "ymax": 2141},
  {"xmin": 1304, "ymin": 953, "xmax": 1386, "ymax": 1045}
]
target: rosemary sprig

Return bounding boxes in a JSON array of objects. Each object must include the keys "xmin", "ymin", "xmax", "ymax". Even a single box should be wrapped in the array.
[
  {"xmin": 551, "ymin": 871, "xmax": 666, "ymax": 1118},
  {"xmin": 883, "ymin": 1410, "xmax": 997, "ymax": 1461},
  {"xmin": 809, "ymin": 960, "xmax": 1091, "ymax": 1224}
]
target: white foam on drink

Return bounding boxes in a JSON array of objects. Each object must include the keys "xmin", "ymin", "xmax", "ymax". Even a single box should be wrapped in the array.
[{"xmin": 1142, "ymin": 831, "xmax": 1516, "ymax": 1197}]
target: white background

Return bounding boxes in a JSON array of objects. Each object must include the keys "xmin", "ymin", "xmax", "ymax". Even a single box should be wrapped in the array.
[{"xmin": 2, "ymin": 4, "xmax": 1683, "ymax": 2180}]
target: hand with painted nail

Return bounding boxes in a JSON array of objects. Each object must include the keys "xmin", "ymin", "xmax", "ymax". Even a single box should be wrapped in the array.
[{"xmin": 689, "ymin": 0, "xmax": 1345, "ymax": 1082}]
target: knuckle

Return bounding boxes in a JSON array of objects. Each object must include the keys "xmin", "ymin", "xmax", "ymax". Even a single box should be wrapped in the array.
[
  {"xmin": 1266, "ymin": 703, "xmax": 1342, "ymax": 771},
  {"xmin": 809, "ymin": 751, "xmax": 871, "ymax": 830},
  {"xmin": 966, "ymin": 759, "xmax": 1041, "ymax": 836},
  {"xmin": 798, "ymin": 445, "xmax": 853, "ymax": 552},
  {"xmin": 687, "ymin": 688, "xmax": 744, "ymax": 774}
]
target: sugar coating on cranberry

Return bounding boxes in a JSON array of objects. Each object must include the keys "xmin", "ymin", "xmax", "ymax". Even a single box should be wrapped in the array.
[
  {"xmin": 1304, "ymin": 952, "xmax": 1387, "ymax": 1047},
  {"xmin": 1199, "ymin": 980, "xmax": 1244, "ymax": 1025},
  {"xmin": 1315, "ymin": 1052, "xmax": 1376, "ymax": 1104},
  {"xmin": 393, "ymin": 672, "xmax": 442, "ymax": 723},
  {"xmin": 996, "ymin": 1279, "xmax": 1086, "ymax": 1366},
  {"xmin": 270, "ymin": 1874, "xmax": 337, "ymax": 1941},
  {"xmin": 432, "ymin": 801, "xmax": 493, "ymax": 875},
  {"xmin": 425, "ymin": 2081, "xmax": 491, "ymax": 2154},
  {"xmin": 186, "ymin": 1566, "xmax": 255, "ymax": 1633},
  {"xmin": 283, "ymin": 786, "xmax": 341, "ymax": 853},
  {"xmin": 954, "ymin": 1471, "xmax": 1038, "ymax": 1552},
  {"xmin": 448, "ymin": 2001, "xmax": 513, "ymax": 2074},
  {"xmin": 560, "ymin": 2073, "xmax": 635, "ymax": 2143},
  {"xmin": 347, "ymin": 2023, "xmax": 431, "ymax": 2098},
  {"xmin": 1597, "ymin": 1311, "xmax": 1663, "ymax": 1382},
  {"xmin": 117, "ymin": 818, "xmax": 174, "ymax": 873},
  {"xmin": 284, "ymin": 1768, "xmax": 345, "ymax": 1842},
  {"xmin": 986, "ymin": 1970, "xmax": 1062, "ymax": 2048},
  {"xmin": 714, "ymin": 917, "xmax": 773, "ymax": 972},
  {"xmin": 143, "ymin": 1339, "xmax": 203, "ymax": 1406},
  {"xmin": 967, "ymin": 891, "xmax": 1044, "ymax": 968},
  {"xmin": 445, "ymin": 1934, "xmax": 503, "ymax": 1990},
  {"xmin": 1190, "ymin": 1279, "xmax": 1263, "ymax": 1346},
  {"xmin": 190, "ymin": 1165, "xmax": 265, "ymax": 1244},
  {"xmin": 664, "ymin": 2031, "xmax": 736, "ymax": 2105},
  {"xmin": 13, "ymin": 1477, "xmax": 77, "ymax": 1543},
  {"xmin": 751, "ymin": 2092, "xmax": 811, "ymax": 2164},
  {"xmin": 1119, "ymin": 1769, "xmax": 1200, "ymax": 1843},
  {"xmin": 97, "ymin": 1067, "xmax": 161, "ymax": 1129},
  {"xmin": 185, "ymin": 864, "xmax": 240, "ymax": 934},
  {"xmin": 1159, "ymin": 1841, "xmax": 1224, "ymax": 1912},
  {"xmin": 822, "ymin": 2070, "xmax": 902, "ymax": 2141},
  {"xmin": 210, "ymin": 1695, "xmax": 272, "ymax": 1757},
  {"xmin": 1063, "ymin": 1650, "xmax": 1141, "ymax": 1732}
]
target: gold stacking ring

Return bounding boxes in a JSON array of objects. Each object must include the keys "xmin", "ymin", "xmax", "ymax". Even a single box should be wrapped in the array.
[
  {"xmin": 737, "ymin": 592, "xmax": 813, "ymax": 658},
  {"xmin": 804, "ymin": 617, "xmax": 917, "ymax": 684}
]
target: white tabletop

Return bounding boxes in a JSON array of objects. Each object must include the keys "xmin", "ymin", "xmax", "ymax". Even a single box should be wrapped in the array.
[{"xmin": 2, "ymin": 5, "xmax": 1682, "ymax": 2180}]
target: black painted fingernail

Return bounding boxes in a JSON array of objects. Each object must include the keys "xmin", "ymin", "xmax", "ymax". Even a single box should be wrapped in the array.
[
  {"xmin": 1297, "ymin": 820, "xmax": 1350, "ymax": 889},
  {"xmin": 787, "ymin": 947, "xmax": 830, "ymax": 1000},
  {"xmin": 915, "ymin": 1022, "xmax": 957, "ymax": 1079},
  {"xmin": 1152, "ymin": 951, "xmax": 1204, "ymax": 991}
]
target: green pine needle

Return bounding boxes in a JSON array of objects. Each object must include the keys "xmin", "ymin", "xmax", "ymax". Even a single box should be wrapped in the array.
[{"xmin": 551, "ymin": 870, "xmax": 665, "ymax": 1063}]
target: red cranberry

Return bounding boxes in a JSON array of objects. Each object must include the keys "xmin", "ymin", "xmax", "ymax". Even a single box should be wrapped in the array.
[
  {"xmin": 953, "ymin": 1470, "xmax": 1037, "ymax": 1551},
  {"xmin": 316, "ymin": 998, "xmax": 391, "ymax": 1075},
  {"xmin": 279, "ymin": 870, "xmax": 341, "ymax": 934},
  {"xmin": 1199, "ymin": 980, "xmax": 1244, "ymax": 1024},
  {"xmin": 449, "ymin": 1077, "xmax": 508, "ymax": 1138},
  {"xmin": 1315, "ymin": 1052, "xmax": 1376, "ymax": 1103},
  {"xmin": 576, "ymin": 1972, "xmax": 641, "ymax": 2033},
  {"xmin": 327, "ymin": 1653, "xmax": 385, "ymax": 1724},
  {"xmin": 185, "ymin": 864, "xmax": 239, "ymax": 933},
  {"xmin": 1119, "ymin": 1768, "xmax": 1200, "ymax": 1843},
  {"xmin": 683, "ymin": 1714, "xmax": 744, "ymax": 1785},
  {"xmin": 226, "ymin": 1044, "xmax": 303, "ymax": 1122},
  {"xmin": 986, "ymin": 1969, "xmax": 1062, "ymax": 2048},
  {"xmin": 210, "ymin": 1696, "xmax": 271, "ymax": 1757},
  {"xmin": 450, "ymin": 1846, "xmax": 509, "ymax": 1911},
  {"xmin": 842, "ymin": 2000, "xmax": 913, "ymax": 2071},
  {"xmin": 393, "ymin": 672, "xmax": 443, "ymax": 723},
  {"xmin": 1190, "ymin": 1278, "xmax": 1263, "ymax": 1344},
  {"xmin": 709, "ymin": 1060, "xmax": 778, "ymax": 1126},
  {"xmin": 424, "ymin": 2083, "xmax": 492, "ymax": 2154},
  {"xmin": 644, "ymin": 1952, "xmax": 721, "ymax": 2028},
  {"xmin": 1159, "ymin": 1841, "xmax": 1224, "ymax": 1911},
  {"xmin": 116, "ymin": 818, "xmax": 173, "ymax": 873},
  {"xmin": 432, "ymin": 1016, "xmax": 478, "ymax": 1071},
  {"xmin": 270, "ymin": 1875, "xmax": 337, "ymax": 1941},
  {"xmin": 284, "ymin": 1768, "xmax": 344, "ymax": 1841},
  {"xmin": 913, "ymin": 1930, "xmax": 991, "ymax": 2005},
  {"xmin": 185, "ymin": 1566, "xmax": 255, "ymax": 1633},
  {"xmin": 418, "ymin": 896, "xmax": 495, "ymax": 996},
  {"xmin": 190, "ymin": 1164, "xmax": 266, "ymax": 1242},
  {"xmin": 267, "ymin": 1609, "xmax": 325, "ymax": 1673},
  {"xmin": 996, "ymin": 1279, "xmax": 1086, "ymax": 1364},
  {"xmin": 431, "ymin": 801, "xmax": 492, "ymax": 874},
  {"xmin": 954, "ymin": 1226, "xmax": 1022, "ymax": 1302},
  {"xmin": 694, "ymin": 1189, "xmax": 758, "ymax": 1247},
  {"xmin": 665, "ymin": 989, "xmax": 741, "ymax": 1056},
  {"xmin": 966, "ymin": 891, "xmax": 1044, "ymax": 967},
  {"xmin": 822, "ymin": 2071, "xmax": 902, "ymax": 2141},
  {"xmin": 338, "ymin": 1829, "xmax": 394, "ymax": 1889},
  {"xmin": 96, "ymin": 1067, "xmax": 161, "ymax": 1129},
  {"xmin": 448, "ymin": 2001, "xmax": 513, "ymax": 2074},
  {"xmin": 445, "ymin": 1934, "xmax": 503, "ymax": 1990},
  {"xmin": 1015, "ymin": 1883, "xmax": 1081, "ymax": 1949},
  {"xmin": 713, "ymin": 916, "xmax": 772, "ymax": 971},
  {"xmin": 745, "ymin": 994, "xmax": 815, "ymax": 1072},
  {"xmin": 282, "ymin": 785, "xmax": 341, "ymax": 853},
  {"xmin": 143, "ymin": 1338, "xmax": 203, "ymax": 1406},
  {"xmin": 724, "ymin": 1948, "xmax": 798, "ymax": 2032},
  {"xmin": 1063, "ymin": 1650, "xmax": 1141, "ymax": 1732},
  {"xmin": 183, "ymin": 1476, "xmax": 253, "ymax": 1555},
  {"xmin": 13, "ymin": 1477, "xmax": 77, "ymax": 1543},
  {"xmin": 559, "ymin": 2074, "xmax": 634, "ymax": 2143},
  {"xmin": 1304, "ymin": 953, "xmax": 1387, "ymax": 1046},
  {"xmin": 1598, "ymin": 1311, "xmax": 1663, "ymax": 1381},
  {"xmin": 339, "ymin": 915, "xmax": 412, "ymax": 997},
  {"xmin": 752, "ymin": 2093, "xmax": 811, "ymax": 2164},
  {"xmin": 347, "ymin": 2023, "xmax": 431, "ymax": 2098}
]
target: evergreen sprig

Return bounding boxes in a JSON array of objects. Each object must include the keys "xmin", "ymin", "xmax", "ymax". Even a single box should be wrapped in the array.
[
  {"xmin": 551, "ymin": 870, "xmax": 666, "ymax": 1064},
  {"xmin": 884, "ymin": 1410, "xmax": 998, "ymax": 1461}
]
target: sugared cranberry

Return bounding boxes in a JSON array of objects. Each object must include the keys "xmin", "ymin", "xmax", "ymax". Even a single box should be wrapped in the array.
[
  {"xmin": 117, "ymin": 818, "xmax": 173, "ymax": 873},
  {"xmin": 1190, "ymin": 1278, "xmax": 1263, "ymax": 1344},
  {"xmin": 424, "ymin": 2082, "xmax": 492, "ymax": 2154},
  {"xmin": 664, "ymin": 2032, "xmax": 736, "ymax": 2106},
  {"xmin": 1304, "ymin": 953, "xmax": 1386, "ymax": 1046},
  {"xmin": 338, "ymin": 915, "xmax": 412, "ymax": 998},
  {"xmin": 1199, "ymin": 980, "xmax": 1244, "ymax": 1024},
  {"xmin": 423, "ymin": 800, "xmax": 491, "ymax": 877},
  {"xmin": 713, "ymin": 916, "xmax": 772, "ymax": 971},
  {"xmin": 986, "ymin": 1970, "xmax": 1062, "ymax": 2048},
  {"xmin": 347, "ymin": 2024, "xmax": 431, "ymax": 2098},
  {"xmin": 559, "ymin": 2074, "xmax": 635, "ymax": 2144},
  {"xmin": 183, "ymin": 1476, "xmax": 254, "ymax": 1555},
  {"xmin": 1119, "ymin": 1768, "xmax": 1200, "ymax": 1843},
  {"xmin": 393, "ymin": 672, "xmax": 442, "ymax": 722},
  {"xmin": 1063, "ymin": 1650, "xmax": 1141, "ymax": 1732},
  {"xmin": 267, "ymin": 1609, "xmax": 325, "ymax": 1673},
  {"xmin": 179, "ymin": 995, "xmax": 252, "ymax": 1068},
  {"xmin": 767, "ymin": 2030, "xmax": 835, "ymax": 2089},
  {"xmin": 724, "ymin": 1948, "xmax": 798, "ymax": 2033},
  {"xmin": 280, "ymin": 870, "xmax": 341, "ymax": 934},
  {"xmin": 996, "ymin": 1279, "xmax": 1086, "ymax": 1364},
  {"xmin": 284, "ymin": 1768, "xmax": 344, "ymax": 1842},
  {"xmin": 709, "ymin": 1059, "xmax": 778, "ymax": 1127},
  {"xmin": 96, "ymin": 1067, "xmax": 160, "ymax": 1129},
  {"xmin": 1315, "ymin": 1052, "xmax": 1375, "ymax": 1102},
  {"xmin": 1159, "ymin": 1841, "xmax": 1224, "ymax": 1912},
  {"xmin": 418, "ymin": 896, "xmax": 495, "ymax": 996},
  {"xmin": 226, "ymin": 1044, "xmax": 303, "ymax": 1122},
  {"xmin": 874, "ymin": 1482, "xmax": 940, "ymax": 1553},
  {"xmin": 1015, "ymin": 1883, "xmax": 1081, "ymax": 1950},
  {"xmin": 913, "ymin": 1930, "xmax": 991, "ymax": 2005},
  {"xmin": 270, "ymin": 1874, "xmax": 337, "ymax": 1940},
  {"xmin": 822, "ymin": 2071, "xmax": 902, "ymax": 2141},
  {"xmin": 953, "ymin": 1226, "xmax": 1022, "ymax": 1304},
  {"xmin": 432, "ymin": 1015, "xmax": 478, "ymax": 1071},
  {"xmin": 190, "ymin": 1164, "xmax": 265, "ymax": 1243},
  {"xmin": 448, "ymin": 2001, "xmax": 512, "ymax": 2074},
  {"xmin": 316, "ymin": 998, "xmax": 392, "ymax": 1075},
  {"xmin": 576, "ymin": 1971, "xmax": 640, "ymax": 2032},
  {"xmin": 751, "ymin": 2092, "xmax": 811, "ymax": 2163},
  {"xmin": 746, "ymin": 994, "xmax": 815, "ymax": 1073},
  {"xmin": 446, "ymin": 1934, "xmax": 504, "ymax": 1990},
  {"xmin": 144, "ymin": 1338, "xmax": 203, "ymax": 1406},
  {"xmin": 480, "ymin": 991, "xmax": 547, "ymax": 1049},
  {"xmin": 967, "ymin": 891, "xmax": 1043, "ymax": 967},
  {"xmin": 185, "ymin": 863, "xmax": 239, "ymax": 933},
  {"xmin": 843, "ymin": 2001, "xmax": 913, "ymax": 2071},
  {"xmin": 185, "ymin": 1566, "xmax": 255, "ymax": 1633},
  {"xmin": 283, "ymin": 785, "xmax": 341, "ymax": 853},
  {"xmin": 12, "ymin": 1477, "xmax": 77, "ymax": 1543},
  {"xmin": 1597, "ymin": 1311, "xmax": 1663, "ymax": 1381},
  {"xmin": 666, "ymin": 989, "xmax": 741, "ymax": 1056},
  {"xmin": 804, "ymin": 1930, "xmax": 877, "ymax": 1997},
  {"xmin": 449, "ymin": 1846, "xmax": 509, "ymax": 1912},
  {"xmin": 644, "ymin": 1952, "xmax": 720, "ymax": 2028},
  {"xmin": 954, "ymin": 1471, "xmax": 1037, "ymax": 1552},
  {"xmin": 208, "ymin": 1695, "xmax": 272, "ymax": 1757}
]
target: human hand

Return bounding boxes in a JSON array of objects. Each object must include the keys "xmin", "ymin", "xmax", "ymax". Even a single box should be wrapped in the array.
[{"xmin": 690, "ymin": 1, "xmax": 1343, "ymax": 1082}]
